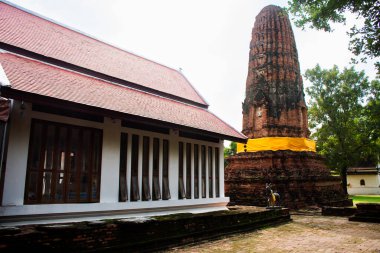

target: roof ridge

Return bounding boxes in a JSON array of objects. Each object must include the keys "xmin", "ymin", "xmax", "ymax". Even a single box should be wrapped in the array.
[
  {"xmin": 177, "ymin": 70, "xmax": 209, "ymax": 106},
  {"xmin": 1, "ymin": 0, "xmax": 183, "ymax": 74},
  {"xmin": 205, "ymin": 107, "xmax": 247, "ymax": 139},
  {"xmin": 2, "ymin": 51, "xmax": 207, "ymax": 110},
  {"xmin": 1, "ymin": 0, "xmax": 208, "ymax": 105}
]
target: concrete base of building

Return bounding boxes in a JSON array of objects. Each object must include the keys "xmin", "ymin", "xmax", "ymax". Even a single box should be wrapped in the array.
[{"xmin": 0, "ymin": 205, "xmax": 290, "ymax": 252}]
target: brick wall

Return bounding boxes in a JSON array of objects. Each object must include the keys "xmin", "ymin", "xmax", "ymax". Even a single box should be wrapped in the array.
[{"xmin": 0, "ymin": 208, "xmax": 290, "ymax": 252}]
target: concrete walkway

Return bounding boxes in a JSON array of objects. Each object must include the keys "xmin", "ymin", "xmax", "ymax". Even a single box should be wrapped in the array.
[{"xmin": 166, "ymin": 212, "xmax": 380, "ymax": 253}]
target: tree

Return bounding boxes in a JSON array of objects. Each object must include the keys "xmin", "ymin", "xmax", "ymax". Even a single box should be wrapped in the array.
[
  {"xmin": 286, "ymin": 0, "xmax": 380, "ymax": 74},
  {"xmin": 224, "ymin": 141, "xmax": 237, "ymax": 157},
  {"xmin": 305, "ymin": 64, "xmax": 379, "ymax": 193},
  {"xmin": 224, "ymin": 141, "xmax": 237, "ymax": 166}
]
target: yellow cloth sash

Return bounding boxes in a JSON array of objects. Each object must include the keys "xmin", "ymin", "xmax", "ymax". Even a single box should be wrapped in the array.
[{"xmin": 237, "ymin": 137, "xmax": 316, "ymax": 153}]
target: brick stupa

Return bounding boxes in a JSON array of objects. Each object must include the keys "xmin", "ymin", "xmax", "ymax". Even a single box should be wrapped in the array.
[{"xmin": 225, "ymin": 5, "xmax": 349, "ymax": 209}]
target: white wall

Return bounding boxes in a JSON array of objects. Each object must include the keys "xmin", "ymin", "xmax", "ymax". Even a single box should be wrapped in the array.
[
  {"xmin": 1, "ymin": 100, "xmax": 31, "ymax": 206},
  {"xmin": 0, "ymin": 100, "xmax": 229, "ymax": 220},
  {"xmin": 100, "ymin": 117, "xmax": 121, "ymax": 203},
  {"xmin": 347, "ymin": 174, "xmax": 380, "ymax": 195}
]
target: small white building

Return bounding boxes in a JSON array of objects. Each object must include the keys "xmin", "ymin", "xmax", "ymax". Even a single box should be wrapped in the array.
[
  {"xmin": 0, "ymin": 1, "xmax": 246, "ymax": 225},
  {"xmin": 347, "ymin": 167, "xmax": 380, "ymax": 195}
]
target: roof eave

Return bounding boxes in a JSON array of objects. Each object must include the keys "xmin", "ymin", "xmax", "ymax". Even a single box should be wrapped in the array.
[{"xmin": 1, "ymin": 87, "xmax": 247, "ymax": 143}]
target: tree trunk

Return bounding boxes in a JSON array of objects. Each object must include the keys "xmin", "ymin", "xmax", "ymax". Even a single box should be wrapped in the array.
[{"xmin": 340, "ymin": 167, "xmax": 348, "ymax": 195}]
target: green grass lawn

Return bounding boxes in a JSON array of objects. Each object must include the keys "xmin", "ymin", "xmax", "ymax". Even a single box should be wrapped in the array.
[{"xmin": 349, "ymin": 195, "xmax": 380, "ymax": 206}]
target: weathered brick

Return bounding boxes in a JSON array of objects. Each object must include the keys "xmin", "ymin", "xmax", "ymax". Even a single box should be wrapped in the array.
[{"xmin": 226, "ymin": 5, "xmax": 348, "ymax": 209}]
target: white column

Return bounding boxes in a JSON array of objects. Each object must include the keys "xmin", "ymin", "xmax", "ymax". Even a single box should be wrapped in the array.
[
  {"xmin": 219, "ymin": 141, "xmax": 225, "ymax": 198},
  {"xmin": 100, "ymin": 117, "xmax": 121, "ymax": 203},
  {"xmin": 2, "ymin": 100, "xmax": 31, "ymax": 206},
  {"xmin": 168, "ymin": 130, "xmax": 179, "ymax": 199}
]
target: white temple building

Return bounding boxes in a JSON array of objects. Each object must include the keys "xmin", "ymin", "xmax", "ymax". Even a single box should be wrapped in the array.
[{"xmin": 0, "ymin": 1, "xmax": 246, "ymax": 225}]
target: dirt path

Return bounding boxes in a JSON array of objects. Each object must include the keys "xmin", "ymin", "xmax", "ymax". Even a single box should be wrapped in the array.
[{"xmin": 165, "ymin": 214, "xmax": 380, "ymax": 252}]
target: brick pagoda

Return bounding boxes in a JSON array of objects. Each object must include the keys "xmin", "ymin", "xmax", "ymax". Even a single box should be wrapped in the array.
[{"xmin": 225, "ymin": 5, "xmax": 349, "ymax": 209}]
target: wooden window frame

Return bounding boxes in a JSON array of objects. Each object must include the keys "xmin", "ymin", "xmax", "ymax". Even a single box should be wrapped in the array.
[
  {"xmin": 119, "ymin": 133, "xmax": 128, "ymax": 202},
  {"xmin": 201, "ymin": 145, "xmax": 206, "ymax": 198},
  {"xmin": 142, "ymin": 136, "xmax": 151, "ymax": 201},
  {"xmin": 185, "ymin": 143, "xmax": 192, "ymax": 199},
  {"xmin": 130, "ymin": 134, "xmax": 140, "ymax": 201},
  {"xmin": 215, "ymin": 147, "xmax": 220, "ymax": 198},
  {"xmin": 194, "ymin": 144, "xmax": 199, "ymax": 199},
  {"xmin": 24, "ymin": 119, "xmax": 102, "ymax": 204},
  {"xmin": 152, "ymin": 138, "xmax": 161, "ymax": 200},
  {"xmin": 208, "ymin": 146, "xmax": 213, "ymax": 198},
  {"xmin": 162, "ymin": 139, "xmax": 171, "ymax": 200},
  {"xmin": 178, "ymin": 142, "xmax": 185, "ymax": 199}
]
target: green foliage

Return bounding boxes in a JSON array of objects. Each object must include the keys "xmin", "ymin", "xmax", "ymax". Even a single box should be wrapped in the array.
[
  {"xmin": 305, "ymin": 65, "xmax": 380, "ymax": 193},
  {"xmin": 286, "ymin": 0, "xmax": 380, "ymax": 74},
  {"xmin": 224, "ymin": 142, "xmax": 237, "ymax": 158},
  {"xmin": 349, "ymin": 195, "xmax": 380, "ymax": 205},
  {"xmin": 224, "ymin": 142, "xmax": 237, "ymax": 167}
]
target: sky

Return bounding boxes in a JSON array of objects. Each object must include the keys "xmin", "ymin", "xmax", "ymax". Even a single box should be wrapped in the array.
[{"xmin": 5, "ymin": 0, "xmax": 378, "ymax": 144}]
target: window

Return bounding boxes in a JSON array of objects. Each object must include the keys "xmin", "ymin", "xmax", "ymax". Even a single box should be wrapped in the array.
[
  {"xmin": 162, "ymin": 139, "xmax": 171, "ymax": 200},
  {"xmin": 201, "ymin": 145, "xmax": 206, "ymax": 198},
  {"xmin": 152, "ymin": 138, "xmax": 161, "ymax": 200},
  {"xmin": 194, "ymin": 144, "xmax": 199, "ymax": 199},
  {"xmin": 186, "ymin": 143, "xmax": 192, "ymax": 199},
  {"xmin": 215, "ymin": 147, "xmax": 220, "ymax": 197},
  {"xmin": 178, "ymin": 142, "xmax": 186, "ymax": 199},
  {"xmin": 119, "ymin": 133, "xmax": 128, "ymax": 201},
  {"xmin": 120, "ymin": 133, "xmax": 170, "ymax": 201},
  {"xmin": 24, "ymin": 119, "xmax": 102, "ymax": 204},
  {"xmin": 142, "ymin": 136, "xmax": 151, "ymax": 201},
  {"xmin": 360, "ymin": 179, "xmax": 365, "ymax": 186},
  {"xmin": 208, "ymin": 146, "xmax": 213, "ymax": 198},
  {"xmin": 130, "ymin": 135, "xmax": 140, "ymax": 201}
]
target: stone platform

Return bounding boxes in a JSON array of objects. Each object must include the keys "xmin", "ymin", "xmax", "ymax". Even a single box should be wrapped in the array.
[
  {"xmin": 225, "ymin": 150, "xmax": 349, "ymax": 209},
  {"xmin": 166, "ymin": 213, "xmax": 380, "ymax": 252},
  {"xmin": 349, "ymin": 203, "xmax": 380, "ymax": 223},
  {"xmin": 0, "ymin": 206, "xmax": 290, "ymax": 252}
]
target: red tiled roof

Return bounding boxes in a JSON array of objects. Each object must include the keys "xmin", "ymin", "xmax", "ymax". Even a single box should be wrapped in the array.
[
  {"xmin": 0, "ymin": 53, "xmax": 246, "ymax": 141},
  {"xmin": 0, "ymin": 2, "xmax": 207, "ymax": 105}
]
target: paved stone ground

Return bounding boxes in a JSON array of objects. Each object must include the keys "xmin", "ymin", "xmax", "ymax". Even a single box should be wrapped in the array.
[{"xmin": 165, "ymin": 212, "xmax": 380, "ymax": 253}]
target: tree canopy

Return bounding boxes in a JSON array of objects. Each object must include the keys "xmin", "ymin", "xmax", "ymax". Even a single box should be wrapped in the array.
[
  {"xmin": 224, "ymin": 141, "xmax": 237, "ymax": 166},
  {"xmin": 305, "ymin": 64, "xmax": 379, "ymax": 193},
  {"xmin": 286, "ymin": 0, "xmax": 380, "ymax": 74},
  {"xmin": 224, "ymin": 141, "xmax": 237, "ymax": 157}
]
